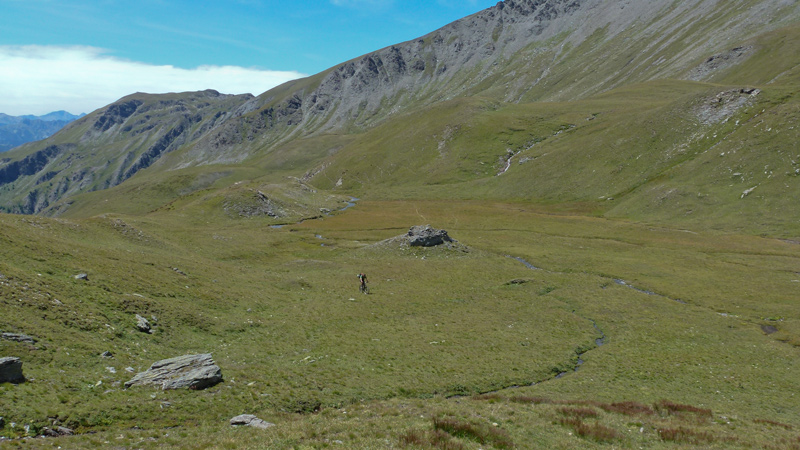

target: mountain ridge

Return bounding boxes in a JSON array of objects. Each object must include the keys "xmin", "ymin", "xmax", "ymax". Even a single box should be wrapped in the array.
[{"xmin": 0, "ymin": 0, "xmax": 798, "ymax": 220}]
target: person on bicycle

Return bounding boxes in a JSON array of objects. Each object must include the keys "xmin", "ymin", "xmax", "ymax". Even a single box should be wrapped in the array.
[{"xmin": 358, "ymin": 273, "xmax": 368, "ymax": 294}]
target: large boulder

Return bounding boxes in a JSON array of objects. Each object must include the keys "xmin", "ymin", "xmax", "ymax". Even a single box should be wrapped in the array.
[
  {"xmin": 125, "ymin": 353, "xmax": 222, "ymax": 390},
  {"xmin": 407, "ymin": 225, "xmax": 453, "ymax": 247},
  {"xmin": 0, "ymin": 357, "xmax": 24, "ymax": 383}
]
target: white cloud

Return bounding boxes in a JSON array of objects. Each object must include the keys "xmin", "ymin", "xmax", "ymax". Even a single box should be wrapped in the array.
[{"xmin": 0, "ymin": 45, "xmax": 306, "ymax": 116}]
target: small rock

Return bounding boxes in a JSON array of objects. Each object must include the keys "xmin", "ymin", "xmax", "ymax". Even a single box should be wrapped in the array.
[
  {"xmin": 0, "ymin": 416, "xmax": 5, "ymax": 428},
  {"xmin": 230, "ymin": 414, "xmax": 274, "ymax": 429},
  {"xmin": 0, "ymin": 357, "xmax": 25, "ymax": 383},
  {"xmin": 74, "ymin": 273, "xmax": 89, "ymax": 281},
  {"xmin": 41, "ymin": 426, "xmax": 74, "ymax": 437},
  {"xmin": 106, "ymin": 366, "xmax": 117, "ymax": 374},
  {"xmin": 101, "ymin": 351, "xmax": 113, "ymax": 358},
  {"xmin": 125, "ymin": 353, "xmax": 222, "ymax": 390},
  {"xmin": 761, "ymin": 324, "xmax": 779, "ymax": 335},
  {"xmin": 135, "ymin": 314, "xmax": 153, "ymax": 334},
  {"xmin": 741, "ymin": 186, "xmax": 757, "ymax": 198},
  {"xmin": 1, "ymin": 332, "xmax": 36, "ymax": 344},
  {"xmin": 125, "ymin": 367, "xmax": 135, "ymax": 373}
]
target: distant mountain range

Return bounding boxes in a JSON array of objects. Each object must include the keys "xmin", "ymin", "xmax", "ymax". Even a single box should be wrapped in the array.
[{"xmin": 0, "ymin": 111, "xmax": 85, "ymax": 152}]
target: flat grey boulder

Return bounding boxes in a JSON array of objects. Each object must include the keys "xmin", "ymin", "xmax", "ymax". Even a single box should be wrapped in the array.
[
  {"xmin": 408, "ymin": 225, "xmax": 453, "ymax": 247},
  {"xmin": 125, "ymin": 353, "xmax": 222, "ymax": 390},
  {"xmin": 230, "ymin": 414, "xmax": 274, "ymax": 429},
  {"xmin": 1, "ymin": 333, "xmax": 36, "ymax": 344},
  {"xmin": 0, "ymin": 357, "xmax": 24, "ymax": 383}
]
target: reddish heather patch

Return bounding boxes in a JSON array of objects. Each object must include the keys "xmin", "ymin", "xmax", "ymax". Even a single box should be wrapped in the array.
[
  {"xmin": 558, "ymin": 406, "xmax": 599, "ymax": 419},
  {"xmin": 558, "ymin": 417, "xmax": 621, "ymax": 443},
  {"xmin": 656, "ymin": 400, "xmax": 712, "ymax": 417},
  {"xmin": 509, "ymin": 395, "xmax": 553, "ymax": 404},
  {"xmin": 600, "ymin": 401, "xmax": 655, "ymax": 416},
  {"xmin": 754, "ymin": 418, "xmax": 793, "ymax": 430},
  {"xmin": 657, "ymin": 426, "xmax": 715, "ymax": 444}
]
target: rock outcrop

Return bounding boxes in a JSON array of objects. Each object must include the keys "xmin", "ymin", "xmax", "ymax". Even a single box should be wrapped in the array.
[
  {"xmin": 372, "ymin": 225, "xmax": 467, "ymax": 251},
  {"xmin": 1, "ymin": 332, "xmax": 36, "ymax": 344},
  {"xmin": 230, "ymin": 414, "xmax": 274, "ymax": 429},
  {"xmin": 407, "ymin": 225, "xmax": 454, "ymax": 247},
  {"xmin": 125, "ymin": 353, "xmax": 222, "ymax": 390},
  {"xmin": 0, "ymin": 357, "xmax": 24, "ymax": 383}
]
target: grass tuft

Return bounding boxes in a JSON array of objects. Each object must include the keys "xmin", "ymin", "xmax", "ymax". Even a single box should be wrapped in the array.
[{"xmin": 399, "ymin": 428, "xmax": 466, "ymax": 450}]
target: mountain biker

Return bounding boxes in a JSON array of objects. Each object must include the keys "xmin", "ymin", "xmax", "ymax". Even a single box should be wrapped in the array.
[{"xmin": 358, "ymin": 273, "xmax": 368, "ymax": 294}]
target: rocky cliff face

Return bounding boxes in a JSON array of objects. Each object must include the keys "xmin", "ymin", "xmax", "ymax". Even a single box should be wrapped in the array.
[
  {"xmin": 1, "ymin": 0, "xmax": 798, "ymax": 214},
  {"xmin": 185, "ymin": 0, "xmax": 799, "ymax": 161}
]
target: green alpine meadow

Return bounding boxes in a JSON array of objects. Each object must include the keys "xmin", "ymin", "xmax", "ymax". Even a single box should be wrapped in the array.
[{"xmin": 1, "ymin": 0, "xmax": 799, "ymax": 448}]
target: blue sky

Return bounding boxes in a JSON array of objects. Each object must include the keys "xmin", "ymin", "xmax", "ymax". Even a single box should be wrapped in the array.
[{"xmin": 0, "ymin": 0, "xmax": 497, "ymax": 116}]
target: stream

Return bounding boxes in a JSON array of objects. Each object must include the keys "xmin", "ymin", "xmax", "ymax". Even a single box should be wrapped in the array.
[
  {"xmin": 507, "ymin": 255, "xmax": 607, "ymax": 381},
  {"xmin": 270, "ymin": 197, "xmax": 360, "ymax": 229},
  {"xmin": 505, "ymin": 252, "xmax": 694, "ymax": 383}
]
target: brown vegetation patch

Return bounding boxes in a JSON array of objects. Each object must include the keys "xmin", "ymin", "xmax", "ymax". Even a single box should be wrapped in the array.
[
  {"xmin": 558, "ymin": 407, "xmax": 599, "ymax": 419},
  {"xmin": 472, "ymin": 393, "xmax": 503, "ymax": 401},
  {"xmin": 657, "ymin": 426, "xmax": 715, "ymax": 444},
  {"xmin": 655, "ymin": 400, "xmax": 712, "ymax": 418},
  {"xmin": 432, "ymin": 417, "xmax": 513, "ymax": 449},
  {"xmin": 599, "ymin": 401, "xmax": 655, "ymax": 416},
  {"xmin": 557, "ymin": 417, "xmax": 621, "ymax": 443},
  {"xmin": 509, "ymin": 395, "xmax": 553, "ymax": 405},
  {"xmin": 754, "ymin": 418, "xmax": 793, "ymax": 430},
  {"xmin": 399, "ymin": 429, "xmax": 465, "ymax": 450}
]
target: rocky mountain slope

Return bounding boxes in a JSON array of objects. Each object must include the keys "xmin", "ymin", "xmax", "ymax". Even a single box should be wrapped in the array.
[
  {"xmin": 0, "ymin": 0, "xmax": 798, "ymax": 216},
  {"xmin": 0, "ymin": 91, "xmax": 252, "ymax": 214}
]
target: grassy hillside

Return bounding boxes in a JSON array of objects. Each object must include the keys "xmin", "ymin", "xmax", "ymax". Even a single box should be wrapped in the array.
[
  {"xmin": 46, "ymin": 24, "xmax": 800, "ymax": 239},
  {"xmin": 1, "ymin": 199, "xmax": 798, "ymax": 448},
  {"xmin": 2, "ymin": 7, "xmax": 800, "ymax": 450}
]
